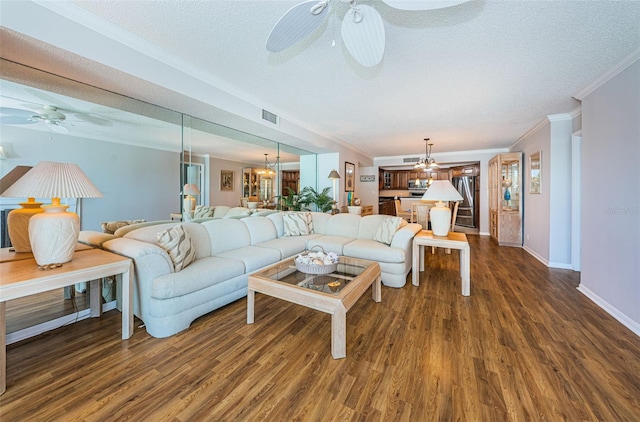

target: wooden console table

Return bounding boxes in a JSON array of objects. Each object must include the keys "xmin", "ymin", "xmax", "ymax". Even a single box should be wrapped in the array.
[
  {"xmin": 0, "ymin": 248, "xmax": 133, "ymax": 395},
  {"xmin": 412, "ymin": 230, "xmax": 470, "ymax": 296}
]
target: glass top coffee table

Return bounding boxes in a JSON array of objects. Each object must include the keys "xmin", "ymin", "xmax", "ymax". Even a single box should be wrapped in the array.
[{"xmin": 247, "ymin": 256, "xmax": 381, "ymax": 359}]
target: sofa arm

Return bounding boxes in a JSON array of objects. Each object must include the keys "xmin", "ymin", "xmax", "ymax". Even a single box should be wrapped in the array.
[
  {"xmin": 103, "ymin": 237, "xmax": 174, "ymax": 278},
  {"xmin": 78, "ymin": 230, "xmax": 116, "ymax": 248},
  {"xmin": 390, "ymin": 223, "xmax": 422, "ymax": 249}
]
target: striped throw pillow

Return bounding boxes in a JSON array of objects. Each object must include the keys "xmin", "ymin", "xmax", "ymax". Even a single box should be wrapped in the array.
[
  {"xmin": 283, "ymin": 212, "xmax": 314, "ymax": 236},
  {"xmin": 373, "ymin": 217, "xmax": 403, "ymax": 245},
  {"xmin": 157, "ymin": 225, "xmax": 196, "ymax": 271}
]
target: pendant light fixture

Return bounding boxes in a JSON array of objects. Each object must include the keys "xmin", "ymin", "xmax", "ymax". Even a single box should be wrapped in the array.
[{"xmin": 414, "ymin": 138, "xmax": 438, "ymax": 170}]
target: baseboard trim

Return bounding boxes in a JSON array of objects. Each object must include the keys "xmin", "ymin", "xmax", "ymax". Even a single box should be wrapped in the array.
[
  {"xmin": 577, "ymin": 285, "xmax": 640, "ymax": 337},
  {"xmin": 6, "ymin": 300, "xmax": 117, "ymax": 345},
  {"xmin": 523, "ymin": 245, "xmax": 549, "ymax": 266}
]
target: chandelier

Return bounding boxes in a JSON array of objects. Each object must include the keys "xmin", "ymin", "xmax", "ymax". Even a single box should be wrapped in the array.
[
  {"xmin": 256, "ymin": 153, "xmax": 279, "ymax": 178},
  {"xmin": 414, "ymin": 138, "xmax": 438, "ymax": 170}
]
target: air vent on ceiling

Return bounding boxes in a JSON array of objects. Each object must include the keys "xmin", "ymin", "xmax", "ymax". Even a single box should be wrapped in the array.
[
  {"xmin": 403, "ymin": 157, "xmax": 420, "ymax": 163},
  {"xmin": 261, "ymin": 109, "xmax": 279, "ymax": 125}
]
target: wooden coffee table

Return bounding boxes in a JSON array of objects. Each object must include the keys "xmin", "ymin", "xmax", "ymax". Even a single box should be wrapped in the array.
[{"xmin": 247, "ymin": 256, "xmax": 381, "ymax": 359}]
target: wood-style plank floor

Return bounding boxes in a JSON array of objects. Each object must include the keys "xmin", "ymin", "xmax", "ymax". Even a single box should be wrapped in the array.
[{"xmin": 2, "ymin": 235, "xmax": 639, "ymax": 421}]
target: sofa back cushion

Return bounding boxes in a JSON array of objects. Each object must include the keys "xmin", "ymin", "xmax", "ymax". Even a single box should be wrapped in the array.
[
  {"xmin": 202, "ymin": 219, "xmax": 251, "ymax": 254},
  {"xmin": 213, "ymin": 205, "xmax": 231, "ymax": 218},
  {"xmin": 309, "ymin": 212, "xmax": 332, "ymax": 234},
  {"xmin": 241, "ymin": 216, "xmax": 278, "ymax": 245},
  {"xmin": 120, "ymin": 222, "xmax": 211, "ymax": 260},
  {"xmin": 224, "ymin": 207, "xmax": 251, "ymax": 219},
  {"xmin": 357, "ymin": 215, "xmax": 390, "ymax": 239},
  {"xmin": 324, "ymin": 213, "xmax": 361, "ymax": 238}
]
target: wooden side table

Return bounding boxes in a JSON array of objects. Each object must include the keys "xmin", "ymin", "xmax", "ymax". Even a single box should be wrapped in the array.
[
  {"xmin": 0, "ymin": 248, "xmax": 133, "ymax": 395},
  {"xmin": 412, "ymin": 230, "xmax": 470, "ymax": 296}
]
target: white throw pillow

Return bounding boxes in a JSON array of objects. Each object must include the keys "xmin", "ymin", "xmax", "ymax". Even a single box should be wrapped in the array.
[
  {"xmin": 193, "ymin": 205, "xmax": 215, "ymax": 218},
  {"xmin": 283, "ymin": 212, "xmax": 314, "ymax": 236},
  {"xmin": 373, "ymin": 217, "xmax": 403, "ymax": 245},
  {"xmin": 157, "ymin": 225, "xmax": 196, "ymax": 271}
]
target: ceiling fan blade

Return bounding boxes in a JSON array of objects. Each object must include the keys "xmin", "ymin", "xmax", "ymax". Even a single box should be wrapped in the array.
[
  {"xmin": 266, "ymin": 0, "xmax": 329, "ymax": 52},
  {"xmin": 0, "ymin": 115, "xmax": 37, "ymax": 125},
  {"xmin": 0, "ymin": 106, "xmax": 38, "ymax": 119},
  {"xmin": 341, "ymin": 5, "xmax": 385, "ymax": 67},
  {"xmin": 381, "ymin": 0, "xmax": 469, "ymax": 11}
]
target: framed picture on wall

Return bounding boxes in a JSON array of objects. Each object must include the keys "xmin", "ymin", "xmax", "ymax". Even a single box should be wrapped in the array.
[
  {"xmin": 345, "ymin": 162, "xmax": 355, "ymax": 192},
  {"xmin": 529, "ymin": 151, "xmax": 541, "ymax": 194},
  {"xmin": 220, "ymin": 170, "xmax": 234, "ymax": 191}
]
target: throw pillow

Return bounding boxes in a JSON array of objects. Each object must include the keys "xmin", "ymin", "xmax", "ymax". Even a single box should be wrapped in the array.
[
  {"xmin": 283, "ymin": 212, "xmax": 314, "ymax": 236},
  {"xmin": 101, "ymin": 219, "xmax": 145, "ymax": 234},
  {"xmin": 157, "ymin": 224, "xmax": 196, "ymax": 271},
  {"xmin": 373, "ymin": 217, "xmax": 403, "ymax": 245},
  {"xmin": 193, "ymin": 205, "xmax": 215, "ymax": 218}
]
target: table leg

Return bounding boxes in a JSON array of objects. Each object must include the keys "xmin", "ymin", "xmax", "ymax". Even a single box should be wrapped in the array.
[
  {"xmin": 247, "ymin": 289, "xmax": 255, "ymax": 324},
  {"xmin": 331, "ymin": 306, "xmax": 347, "ymax": 359},
  {"xmin": 461, "ymin": 246, "xmax": 470, "ymax": 296},
  {"xmin": 121, "ymin": 265, "xmax": 134, "ymax": 339},
  {"xmin": 412, "ymin": 242, "xmax": 419, "ymax": 286},
  {"xmin": 372, "ymin": 275, "xmax": 381, "ymax": 302},
  {"xmin": 1, "ymin": 301, "xmax": 5, "ymax": 395},
  {"xmin": 89, "ymin": 278, "xmax": 102, "ymax": 318}
]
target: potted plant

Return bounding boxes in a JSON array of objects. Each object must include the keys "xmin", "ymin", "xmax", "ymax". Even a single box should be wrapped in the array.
[
  {"xmin": 298, "ymin": 186, "xmax": 333, "ymax": 213},
  {"xmin": 277, "ymin": 186, "xmax": 302, "ymax": 211}
]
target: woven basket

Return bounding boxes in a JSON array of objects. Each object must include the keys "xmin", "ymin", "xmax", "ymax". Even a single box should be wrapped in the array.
[{"xmin": 295, "ymin": 246, "xmax": 338, "ymax": 275}]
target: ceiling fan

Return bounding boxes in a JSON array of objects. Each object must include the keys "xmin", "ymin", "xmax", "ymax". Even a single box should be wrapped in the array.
[
  {"xmin": 0, "ymin": 104, "xmax": 72, "ymax": 134},
  {"xmin": 266, "ymin": 0, "xmax": 469, "ymax": 67}
]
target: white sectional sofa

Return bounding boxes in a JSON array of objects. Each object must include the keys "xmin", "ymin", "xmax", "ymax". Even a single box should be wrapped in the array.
[{"xmin": 93, "ymin": 212, "xmax": 421, "ymax": 338}]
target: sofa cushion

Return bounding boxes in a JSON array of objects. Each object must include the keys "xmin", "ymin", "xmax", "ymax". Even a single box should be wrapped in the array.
[
  {"xmin": 156, "ymin": 224, "xmax": 196, "ymax": 271},
  {"xmin": 255, "ymin": 236, "xmax": 315, "ymax": 259},
  {"xmin": 215, "ymin": 246, "xmax": 282, "ymax": 272},
  {"xmin": 307, "ymin": 235, "xmax": 356, "ymax": 255},
  {"xmin": 373, "ymin": 216, "xmax": 404, "ymax": 245},
  {"xmin": 224, "ymin": 207, "xmax": 251, "ymax": 218},
  {"xmin": 213, "ymin": 205, "xmax": 231, "ymax": 218},
  {"xmin": 283, "ymin": 212, "xmax": 313, "ymax": 236},
  {"xmin": 324, "ymin": 214, "xmax": 361, "ymax": 238},
  {"xmin": 202, "ymin": 219, "xmax": 251, "ymax": 254},
  {"xmin": 151, "ymin": 256, "xmax": 245, "ymax": 299},
  {"xmin": 343, "ymin": 239, "xmax": 405, "ymax": 263},
  {"xmin": 241, "ymin": 216, "xmax": 278, "ymax": 245}
]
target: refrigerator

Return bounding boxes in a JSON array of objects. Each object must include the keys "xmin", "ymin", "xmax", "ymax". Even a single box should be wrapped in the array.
[{"xmin": 452, "ymin": 176, "xmax": 477, "ymax": 228}]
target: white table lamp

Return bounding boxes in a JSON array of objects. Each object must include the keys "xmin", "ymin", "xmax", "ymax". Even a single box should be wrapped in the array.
[
  {"xmin": 1, "ymin": 161, "xmax": 102, "ymax": 268},
  {"xmin": 182, "ymin": 183, "xmax": 200, "ymax": 214},
  {"xmin": 421, "ymin": 180, "xmax": 463, "ymax": 236}
]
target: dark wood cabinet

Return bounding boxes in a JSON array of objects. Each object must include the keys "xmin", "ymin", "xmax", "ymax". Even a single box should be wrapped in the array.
[{"xmin": 281, "ymin": 170, "xmax": 299, "ymax": 195}]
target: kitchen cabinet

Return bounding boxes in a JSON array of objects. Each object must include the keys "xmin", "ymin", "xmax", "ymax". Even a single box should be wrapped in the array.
[
  {"xmin": 379, "ymin": 199, "xmax": 395, "ymax": 216},
  {"xmin": 489, "ymin": 153, "xmax": 522, "ymax": 246}
]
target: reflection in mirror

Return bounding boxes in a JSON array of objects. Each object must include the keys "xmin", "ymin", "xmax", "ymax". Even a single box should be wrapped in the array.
[{"xmin": 183, "ymin": 116, "xmax": 317, "ymax": 211}]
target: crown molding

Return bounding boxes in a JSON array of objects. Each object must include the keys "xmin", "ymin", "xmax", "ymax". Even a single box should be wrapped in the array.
[
  {"xmin": 573, "ymin": 46, "xmax": 640, "ymax": 101},
  {"xmin": 547, "ymin": 113, "xmax": 573, "ymax": 122}
]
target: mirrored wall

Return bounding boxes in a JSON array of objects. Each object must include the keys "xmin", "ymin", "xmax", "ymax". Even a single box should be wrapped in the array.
[{"xmin": 0, "ymin": 61, "xmax": 317, "ymax": 339}]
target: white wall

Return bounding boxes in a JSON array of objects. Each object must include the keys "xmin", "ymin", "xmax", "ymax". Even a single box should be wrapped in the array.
[
  {"xmin": 510, "ymin": 114, "xmax": 575, "ymax": 268},
  {"xmin": 0, "ymin": 125, "xmax": 179, "ymax": 233},
  {"xmin": 578, "ymin": 59, "xmax": 640, "ymax": 335}
]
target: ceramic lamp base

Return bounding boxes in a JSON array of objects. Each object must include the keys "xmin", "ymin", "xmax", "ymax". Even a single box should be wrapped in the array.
[
  {"xmin": 430, "ymin": 201, "xmax": 451, "ymax": 237},
  {"xmin": 28, "ymin": 204, "xmax": 80, "ymax": 267},
  {"xmin": 7, "ymin": 198, "xmax": 44, "ymax": 252}
]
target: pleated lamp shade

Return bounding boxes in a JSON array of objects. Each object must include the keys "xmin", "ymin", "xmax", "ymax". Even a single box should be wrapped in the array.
[{"xmin": 1, "ymin": 161, "xmax": 102, "ymax": 267}]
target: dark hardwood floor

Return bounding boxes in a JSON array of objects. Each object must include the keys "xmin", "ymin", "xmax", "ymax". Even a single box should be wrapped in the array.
[{"xmin": 2, "ymin": 235, "xmax": 639, "ymax": 421}]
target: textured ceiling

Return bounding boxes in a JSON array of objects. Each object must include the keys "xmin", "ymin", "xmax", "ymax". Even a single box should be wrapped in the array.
[{"xmin": 2, "ymin": 0, "xmax": 640, "ymax": 160}]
